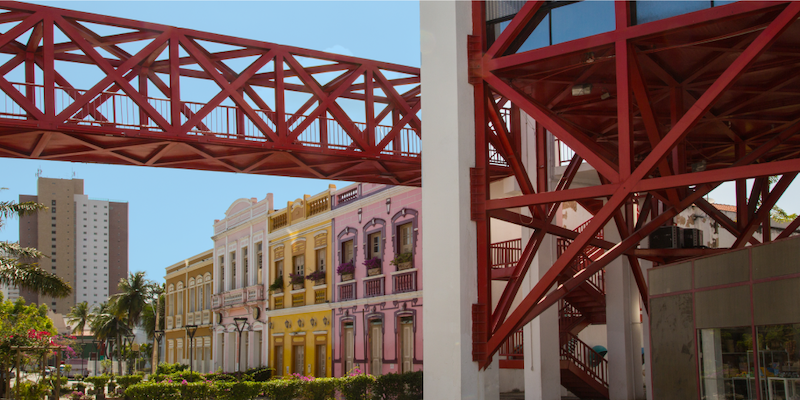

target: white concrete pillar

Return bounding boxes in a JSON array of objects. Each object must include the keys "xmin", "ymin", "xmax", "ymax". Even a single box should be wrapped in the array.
[
  {"xmin": 605, "ymin": 225, "xmax": 645, "ymax": 400},
  {"xmin": 522, "ymin": 235, "xmax": 562, "ymax": 400},
  {"xmin": 421, "ymin": 1, "xmax": 498, "ymax": 399}
]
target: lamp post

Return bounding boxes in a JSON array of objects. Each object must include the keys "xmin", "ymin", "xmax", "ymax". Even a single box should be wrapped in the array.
[
  {"xmin": 153, "ymin": 330, "xmax": 164, "ymax": 373},
  {"xmin": 233, "ymin": 317, "xmax": 249, "ymax": 373},
  {"xmin": 125, "ymin": 334, "xmax": 135, "ymax": 375},
  {"xmin": 185, "ymin": 325, "xmax": 198, "ymax": 373},
  {"xmin": 91, "ymin": 339, "xmax": 101, "ymax": 376}
]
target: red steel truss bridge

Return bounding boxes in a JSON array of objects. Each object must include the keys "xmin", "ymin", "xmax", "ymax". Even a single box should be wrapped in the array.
[
  {"xmin": 470, "ymin": 1, "xmax": 800, "ymax": 369},
  {"xmin": 0, "ymin": 2, "xmax": 421, "ymax": 185}
]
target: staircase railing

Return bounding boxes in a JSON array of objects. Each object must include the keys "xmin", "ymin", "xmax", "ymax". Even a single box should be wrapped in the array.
[
  {"xmin": 558, "ymin": 299, "xmax": 585, "ymax": 333},
  {"xmin": 499, "ymin": 328, "xmax": 524, "ymax": 368},
  {"xmin": 557, "ymin": 238, "xmax": 606, "ymax": 294},
  {"xmin": 559, "ymin": 332, "xmax": 609, "ymax": 388},
  {"xmin": 490, "ymin": 238, "xmax": 522, "ymax": 269}
]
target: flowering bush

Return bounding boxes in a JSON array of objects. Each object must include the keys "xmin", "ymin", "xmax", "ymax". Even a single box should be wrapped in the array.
[
  {"xmin": 337, "ymin": 261, "xmax": 355, "ymax": 275},
  {"xmin": 390, "ymin": 252, "xmax": 413, "ymax": 266},
  {"xmin": 305, "ymin": 270, "xmax": 325, "ymax": 281},
  {"xmin": 363, "ymin": 257, "xmax": 381, "ymax": 269},
  {"xmin": 289, "ymin": 273, "xmax": 305, "ymax": 285}
]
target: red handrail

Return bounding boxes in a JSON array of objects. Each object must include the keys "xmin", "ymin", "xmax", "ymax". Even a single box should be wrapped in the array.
[
  {"xmin": 499, "ymin": 329, "xmax": 524, "ymax": 360},
  {"xmin": 559, "ymin": 332, "xmax": 608, "ymax": 388},
  {"xmin": 490, "ymin": 238, "xmax": 522, "ymax": 269}
]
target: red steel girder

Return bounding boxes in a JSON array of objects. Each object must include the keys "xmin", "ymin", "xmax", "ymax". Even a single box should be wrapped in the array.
[
  {"xmin": 470, "ymin": 0, "xmax": 800, "ymax": 369},
  {"xmin": 0, "ymin": 1, "xmax": 421, "ymax": 186}
]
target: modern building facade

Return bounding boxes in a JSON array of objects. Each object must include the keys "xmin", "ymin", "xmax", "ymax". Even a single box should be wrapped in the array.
[
  {"xmin": 18, "ymin": 177, "xmax": 128, "ymax": 313},
  {"xmin": 164, "ymin": 249, "xmax": 214, "ymax": 373},
  {"xmin": 267, "ymin": 186, "xmax": 336, "ymax": 378},
  {"xmin": 212, "ymin": 195, "xmax": 273, "ymax": 373},
  {"xmin": 330, "ymin": 183, "xmax": 423, "ymax": 377}
]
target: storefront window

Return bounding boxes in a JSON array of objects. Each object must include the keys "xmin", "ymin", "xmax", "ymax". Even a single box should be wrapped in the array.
[
  {"xmin": 757, "ymin": 324, "xmax": 800, "ymax": 400},
  {"xmin": 698, "ymin": 327, "xmax": 757, "ymax": 400}
]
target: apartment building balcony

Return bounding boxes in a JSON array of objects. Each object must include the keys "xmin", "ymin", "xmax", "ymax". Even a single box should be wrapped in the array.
[
  {"xmin": 338, "ymin": 281, "xmax": 356, "ymax": 302},
  {"xmin": 166, "ymin": 316, "xmax": 174, "ymax": 330},
  {"xmin": 364, "ymin": 275, "xmax": 384, "ymax": 298},
  {"xmin": 392, "ymin": 269, "xmax": 417, "ymax": 294},
  {"xmin": 245, "ymin": 285, "xmax": 266, "ymax": 303}
]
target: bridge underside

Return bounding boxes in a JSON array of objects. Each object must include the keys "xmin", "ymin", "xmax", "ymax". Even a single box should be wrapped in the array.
[
  {"xmin": 0, "ymin": 1, "xmax": 422, "ymax": 185},
  {"xmin": 470, "ymin": 1, "xmax": 800, "ymax": 367}
]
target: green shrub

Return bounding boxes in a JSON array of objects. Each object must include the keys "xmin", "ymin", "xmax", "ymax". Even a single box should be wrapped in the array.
[
  {"xmin": 125, "ymin": 382, "xmax": 180, "ymax": 400},
  {"xmin": 116, "ymin": 374, "xmax": 144, "ymax": 389},
  {"xmin": 16, "ymin": 381, "xmax": 47, "ymax": 400},
  {"xmin": 84, "ymin": 374, "xmax": 110, "ymax": 389},
  {"xmin": 401, "ymin": 371, "xmax": 423, "ymax": 400},
  {"xmin": 371, "ymin": 373, "xmax": 406, "ymax": 400},
  {"xmin": 156, "ymin": 362, "xmax": 189, "ymax": 375},
  {"xmin": 213, "ymin": 381, "xmax": 263, "ymax": 400},
  {"xmin": 336, "ymin": 374, "xmax": 376, "ymax": 400},
  {"xmin": 74, "ymin": 374, "xmax": 84, "ymax": 381},
  {"xmin": 299, "ymin": 377, "xmax": 336, "ymax": 400},
  {"xmin": 244, "ymin": 366, "xmax": 274, "ymax": 382},
  {"xmin": 263, "ymin": 378, "xmax": 301, "ymax": 400}
]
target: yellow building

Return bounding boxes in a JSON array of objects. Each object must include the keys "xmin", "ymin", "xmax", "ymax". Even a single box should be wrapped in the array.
[
  {"xmin": 267, "ymin": 187, "xmax": 335, "ymax": 377},
  {"xmin": 164, "ymin": 249, "xmax": 214, "ymax": 372}
]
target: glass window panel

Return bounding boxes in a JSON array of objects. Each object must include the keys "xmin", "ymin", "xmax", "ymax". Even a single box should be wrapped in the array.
[
  {"xmin": 500, "ymin": 16, "xmax": 550, "ymax": 53},
  {"xmin": 757, "ymin": 324, "xmax": 800, "ymax": 400},
  {"xmin": 551, "ymin": 1, "xmax": 615, "ymax": 45},
  {"xmin": 698, "ymin": 327, "xmax": 757, "ymax": 400},
  {"xmin": 636, "ymin": 1, "xmax": 712, "ymax": 25}
]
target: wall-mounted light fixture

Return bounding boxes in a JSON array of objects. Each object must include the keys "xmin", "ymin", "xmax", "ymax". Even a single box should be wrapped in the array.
[
  {"xmin": 386, "ymin": 198, "xmax": 391, "ymax": 214},
  {"xmin": 358, "ymin": 208, "xmax": 362, "ymax": 223}
]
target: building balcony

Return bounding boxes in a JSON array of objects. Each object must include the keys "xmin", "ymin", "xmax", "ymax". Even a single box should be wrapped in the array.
[
  {"xmin": 274, "ymin": 296, "xmax": 284, "ymax": 309},
  {"xmin": 292, "ymin": 293, "xmax": 305, "ymax": 307},
  {"xmin": 245, "ymin": 285, "xmax": 266, "ymax": 302},
  {"xmin": 338, "ymin": 281, "xmax": 355, "ymax": 301},
  {"xmin": 187, "ymin": 312, "xmax": 194, "ymax": 325},
  {"xmin": 176, "ymin": 314, "xmax": 182, "ymax": 328},
  {"xmin": 314, "ymin": 289, "xmax": 326, "ymax": 304},
  {"xmin": 392, "ymin": 270, "xmax": 417, "ymax": 294},
  {"xmin": 202, "ymin": 310, "xmax": 210, "ymax": 325},
  {"xmin": 211, "ymin": 294, "xmax": 221, "ymax": 309},
  {"xmin": 166, "ymin": 316, "xmax": 174, "ymax": 330},
  {"xmin": 364, "ymin": 275, "xmax": 384, "ymax": 298}
]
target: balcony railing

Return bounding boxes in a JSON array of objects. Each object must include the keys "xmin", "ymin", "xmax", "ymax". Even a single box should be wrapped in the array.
[
  {"xmin": 274, "ymin": 296, "xmax": 284, "ymax": 309},
  {"xmin": 337, "ymin": 187, "xmax": 358, "ymax": 205},
  {"xmin": 187, "ymin": 313, "xmax": 194, "ymax": 325},
  {"xmin": 364, "ymin": 276, "xmax": 384, "ymax": 298},
  {"xmin": 315, "ymin": 289, "xmax": 326, "ymax": 304},
  {"xmin": 211, "ymin": 295, "xmax": 221, "ymax": 309},
  {"xmin": 202, "ymin": 310, "xmax": 210, "ymax": 325},
  {"xmin": 339, "ymin": 282, "xmax": 356, "ymax": 301},
  {"xmin": 176, "ymin": 315, "xmax": 182, "ymax": 328},
  {"xmin": 166, "ymin": 316, "xmax": 174, "ymax": 330},
  {"xmin": 292, "ymin": 293, "xmax": 305, "ymax": 307},
  {"xmin": 307, "ymin": 196, "xmax": 330, "ymax": 217},
  {"xmin": 491, "ymin": 239, "xmax": 522, "ymax": 269},
  {"xmin": 499, "ymin": 329, "xmax": 524, "ymax": 369},
  {"xmin": 223, "ymin": 288, "xmax": 244, "ymax": 306},
  {"xmin": 392, "ymin": 270, "xmax": 416, "ymax": 294},
  {"xmin": 271, "ymin": 212, "xmax": 288, "ymax": 230},
  {"xmin": 246, "ymin": 285, "xmax": 266, "ymax": 302}
]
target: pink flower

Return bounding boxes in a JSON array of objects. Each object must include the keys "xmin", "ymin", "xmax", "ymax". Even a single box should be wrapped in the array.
[{"xmin": 181, "ymin": 379, "xmax": 187, "ymax": 385}]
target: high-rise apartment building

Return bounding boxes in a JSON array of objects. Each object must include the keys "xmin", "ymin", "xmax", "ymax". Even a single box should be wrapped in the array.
[{"xmin": 18, "ymin": 177, "xmax": 128, "ymax": 313}]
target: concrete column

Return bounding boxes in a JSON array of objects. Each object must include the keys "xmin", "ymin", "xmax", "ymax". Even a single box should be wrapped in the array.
[
  {"xmin": 605, "ymin": 225, "xmax": 645, "ymax": 400},
  {"xmin": 421, "ymin": 1, "xmax": 498, "ymax": 399},
  {"xmin": 522, "ymin": 235, "xmax": 562, "ymax": 400}
]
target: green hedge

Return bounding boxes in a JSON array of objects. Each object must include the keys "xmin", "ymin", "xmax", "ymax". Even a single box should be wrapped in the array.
[{"xmin": 128, "ymin": 370, "xmax": 422, "ymax": 400}]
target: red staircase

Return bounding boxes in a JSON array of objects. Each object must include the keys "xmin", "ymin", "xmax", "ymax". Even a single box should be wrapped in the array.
[{"xmin": 491, "ymin": 219, "xmax": 609, "ymax": 399}]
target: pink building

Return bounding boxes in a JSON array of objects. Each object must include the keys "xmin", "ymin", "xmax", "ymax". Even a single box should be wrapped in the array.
[{"xmin": 330, "ymin": 183, "xmax": 423, "ymax": 377}]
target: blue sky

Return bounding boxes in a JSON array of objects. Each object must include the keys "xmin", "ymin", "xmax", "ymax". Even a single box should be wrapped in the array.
[{"xmin": 0, "ymin": 1, "xmax": 421, "ymax": 282}]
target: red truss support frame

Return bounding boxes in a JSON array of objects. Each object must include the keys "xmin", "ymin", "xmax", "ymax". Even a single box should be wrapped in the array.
[
  {"xmin": 470, "ymin": 0, "xmax": 800, "ymax": 369},
  {"xmin": 0, "ymin": 1, "xmax": 421, "ymax": 185}
]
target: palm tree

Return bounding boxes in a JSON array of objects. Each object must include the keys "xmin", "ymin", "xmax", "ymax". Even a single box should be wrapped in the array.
[
  {"xmin": 0, "ymin": 195, "xmax": 71, "ymax": 298},
  {"xmin": 110, "ymin": 272, "xmax": 157, "ymax": 328},
  {"xmin": 66, "ymin": 301, "xmax": 91, "ymax": 335},
  {"xmin": 91, "ymin": 300, "xmax": 131, "ymax": 375}
]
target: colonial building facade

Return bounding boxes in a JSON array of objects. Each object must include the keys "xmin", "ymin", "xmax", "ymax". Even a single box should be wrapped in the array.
[
  {"xmin": 164, "ymin": 249, "xmax": 214, "ymax": 373},
  {"xmin": 211, "ymin": 195, "xmax": 272, "ymax": 373},
  {"xmin": 330, "ymin": 183, "xmax": 423, "ymax": 377}
]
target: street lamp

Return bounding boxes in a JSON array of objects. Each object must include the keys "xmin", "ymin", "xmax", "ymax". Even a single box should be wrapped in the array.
[
  {"xmin": 125, "ymin": 334, "xmax": 136, "ymax": 375},
  {"xmin": 153, "ymin": 330, "xmax": 164, "ymax": 367},
  {"xmin": 233, "ymin": 317, "xmax": 249, "ymax": 373},
  {"xmin": 185, "ymin": 325, "xmax": 198, "ymax": 373}
]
